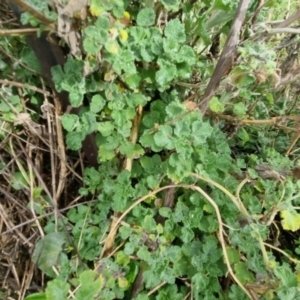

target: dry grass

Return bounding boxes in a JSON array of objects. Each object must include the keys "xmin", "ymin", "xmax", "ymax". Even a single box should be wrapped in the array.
[
  {"xmin": 0, "ymin": 4, "xmax": 86, "ymax": 298},
  {"xmin": 0, "ymin": 93, "xmax": 86, "ymax": 299}
]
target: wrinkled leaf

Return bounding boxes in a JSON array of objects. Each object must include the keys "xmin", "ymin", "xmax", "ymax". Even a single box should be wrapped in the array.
[
  {"xmin": 281, "ymin": 210, "xmax": 300, "ymax": 232},
  {"xmin": 32, "ymin": 233, "xmax": 65, "ymax": 272},
  {"xmin": 45, "ymin": 279, "xmax": 69, "ymax": 300}
]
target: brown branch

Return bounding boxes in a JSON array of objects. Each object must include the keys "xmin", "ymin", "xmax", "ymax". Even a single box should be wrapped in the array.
[
  {"xmin": 276, "ymin": 9, "xmax": 300, "ymax": 28},
  {"xmin": 8, "ymin": 0, "xmax": 55, "ymax": 27},
  {"xmin": 199, "ymin": 0, "xmax": 251, "ymax": 114},
  {"xmin": 214, "ymin": 113, "xmax": 300, "ymax": 125},
  {"xmin": 0, "ymin": 78, "xmax": 53, "ymax": 96},
  {"xmin": 0, "ymin": 27, "xmax": 42, "ymax": 36}
]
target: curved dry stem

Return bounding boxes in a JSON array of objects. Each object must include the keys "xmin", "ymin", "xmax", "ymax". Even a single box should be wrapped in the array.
[
  {"xmin": 264, "ymin": 242, "xmax": 300, "ymax": 264},
  {"xmin": 99, "ymin": 184, "xmax": 180, "ymax": 259},
  {"xmin": 53, "ymin": 96, "xmax": 67, "ymax": 202},
  {"xmin": 235, "ymin": 176, "xmax": 252, "ymax": 215},
  {"xmin": 147, "ymin": 281, "xmax": 167, "ymax": 296},
  {"xmin": 191, "ymin": 173, "xmax": 250, "ymax": 217},
  {"xmin": 191, "ymin": 185, "xmax": 253, "ymax": 299}
]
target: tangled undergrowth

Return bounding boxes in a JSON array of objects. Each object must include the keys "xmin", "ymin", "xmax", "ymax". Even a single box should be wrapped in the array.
[{"xmin": 1, "ymin": 0, "xmax": 300, "ymax": 299}]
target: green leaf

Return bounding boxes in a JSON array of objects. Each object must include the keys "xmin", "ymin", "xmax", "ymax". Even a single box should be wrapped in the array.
[
  {"xmin": 163, "ymin": 37, "xmax": 180, "ymax": 54},
  {"xmin": 33, "ymin": 187, "xmax": 43, "ymax": 199},
  {"xmin": 32, "ymin": 233, "xmax": 65, "ymax": 272},
  {"xmin": 176, "ymin": 62, "xmax": 192, "ymax": 79},
  {"xmin": 20, "ymin": 12, "xmax": 41, "ymax": 26},
  {"xmin": 146, "ymin": 175, "xmax": 160, "ymax": 189},
  {"xmin": 274, "ymin": 264, "xmax": 298, "ymax": 288},
  {"xmin": 90, "ymin": 95, "xmax": 106, "ymax": 113},
  {"xmin": 165, "ymin": 101, "xmax": 185, "ymax": 118},
  {"xmin": 98, "ymin": 147, "xmax": 116, "ymax": 161},
  {"xmin": 90, "ymin": 0, "xmax": 103, "ymax": 17},
  {"xmin": 142, "ymin": 100, "xmax": 166, "ymax": 127},
  {"xmin": 142, "ymin": 215, "xmax": 157, "ymax": 232},
  {"xmin": 234, "ymin": 262, "xmax": 255, "ymax": 284},
  {"xmin": 237, "ymin": 127, "xmax": 249, "ymax": 145},
  {"xmin": 229, "ymin": 284, "xmax": 248, "ymax": 299},
  {"xmin": 159, "ymin": 207, "xmax": 172, "ymax": 218},
  {"xmin": 140, "ymin": 46, "xmax": 156, "ymax": 62},
  {"xmin": 164, "ymin": 19, "xmax": 186, "ymax": 43},
  {"xmin": 11, "ymin": 172, "xmax": 28, "ymax": 190},
  {"xmin": 76, "ymin": 270, "xmax": 103, "ymax": 299},
  {"xmin": 21, "ymin": 47, "xmax": 42, "ymax": 73},
  {"xmin": 226, "ymin": 247, "xmax": 241, "ymax": 264},
  {"xmin": 167, "ymin": 153, "xmax": 192, "ymax": 182},
  {"xmin": 160, "ymin": 267, "xmax": 176, "ymax": 284},
  {"xmin": 150, "ymin": 34, "xmax": 164, "ymax": 56},
  {"xmin": 112, "ymin": 4, "xmax": 125, "ymax": 18},
  {"xmin": 24, "ymin": 293, "xmax": 46, "ymax": 300},
  {"xmin": 143, "ymin": 269, "xmax": 161, "ymax": 288},
  {"xmin": 156, "ymin": 59, "xmax": 177, "ymax": 86},
  {"xmin": 84, "ymin": 26, "xmax": 108, "ymax": 44},
  {"xmin": 0, "ymin": 95, "xmax": 21, "ymax": 113},
  {"xmin": 181, "ymin": 226, "xmax": 195, "ymax": 243},
  {"xmin": 129, "ymin": 26, "xmax": 149, "ymax": 43},
  {"xmin": 51, "ymin": 65, "xmax": 65, "ymax": 92},
  {"xmin": 209, "ymin": 96, "xmax": 224, "ymax": 112},
  {"xmin": 105, "ymin": 40, "xmax": 119, "ymax": 54},
  {"xmin": 126, "ymin": 93, "xmax": 148, "ymax": 107},
  {"xmin": 206, "ymin": 9, "xmax": 234, "ymax": 30},
  {"xmin": 192, "ymin": 121, "xmax": 213, "ymax": 146},
  {"xmin": 95, "ymin": 15, "xmax": 110, "ymax": 30},
  {"xmin": 66, "ymin": 131, "xmax": 85, "ymax": 150},
  {"xmin": 83, "ymin": 38, "xmax": 98, "ymax": 56},
  {"xmin": 266, "ymin": 92, "xmax": 274, "ymax": 104},
  {"xmin": 175, "ymin": 45, "xmax": 196, "ymax": 65},
  {"xmin": 45, "ymin": 279, "xmax": 69, "ymax": 300},
  {"xmin": 61, "ymin": 114, "xmax": 79, "ymax": 132},
  {"xmin": 112, "ymin": 51, "xmax": 137, "ymax": 75},
  {"xmin": 137, "ymin": 245, "xmax": 152, "ymax": 261},
  {"xmin": 173, "ymin": 118, "xmax": 190, "ymax": 138},
  {"xmin": 233, "ymin": 102, "xmax": 246, "ymax": 117},
  {"xmin": 161, "ymin": 0, "xmax": 180, "ymax": 11},
  {"xmin": 154, "ymin": 125, "xmax": 174, "ymax": 149},
  {"xmin": 119, "ymin": 141, "xmax": 145, "ymax": 158},
  {"xmin": 124, "ymin": 242, "xmax": 135, "ymax": 255},
  {"xmin": 192, "ymin": 273, "xmax": 209, "ymax": 290},
  {"xmin": 136, "ymin": 8, "xmax": 156, "ymax": 27},
  {"xmin": 122, "ymin": 73, "xmax": 142, "ymax": 89},
  {"xmin": 140, "ymin": 155, "xmax": 162, "ymax": 173},
  {"xmin": 119, "ymin": 226, "xmax": 133, "ymax": 240},
  {"xmin": 97, "ymin": 121, "xmax": 115, "ymax": 137},
  {"xmin": 104, "ymin": 136, "xmax": 120, "ymax": 150},
  {"xmin": 108, "ymin": 97, "xmax": 126, "ymax": 111},
  {"xmin": 69, "ymin": 91, "xmax": 84, "ymax": 107},
  {"xmin": 134, "ymin": 293, "xmax": 149, "ymax": 300},
  {"xmin": 118, "ymin": 277, "xmax": 129, "ymax": 290},
  {"xmin": 80, "ymin": 111, "xmax": 97, "ymax": 134},
  {"xmin": 277, "ymin": 287, "xmax": 300, "ymax": 300},
  {"xmin": 280, "ymin": 210, "xmax": 300, "ymax": 232},
  {"xmin": 116, "ymin": 251, "xmax": 130, "ymax": 266},
  {"xmin": 231, "ymin": 66, "xmax": 255, "ymax": 86},
  {"xmin": 0, "ymin": 98, "xmax": 13, "ymax": 112},
  {"xmin": 64, "ymin": 57, "xmax": 84, "ymax": 76}
]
